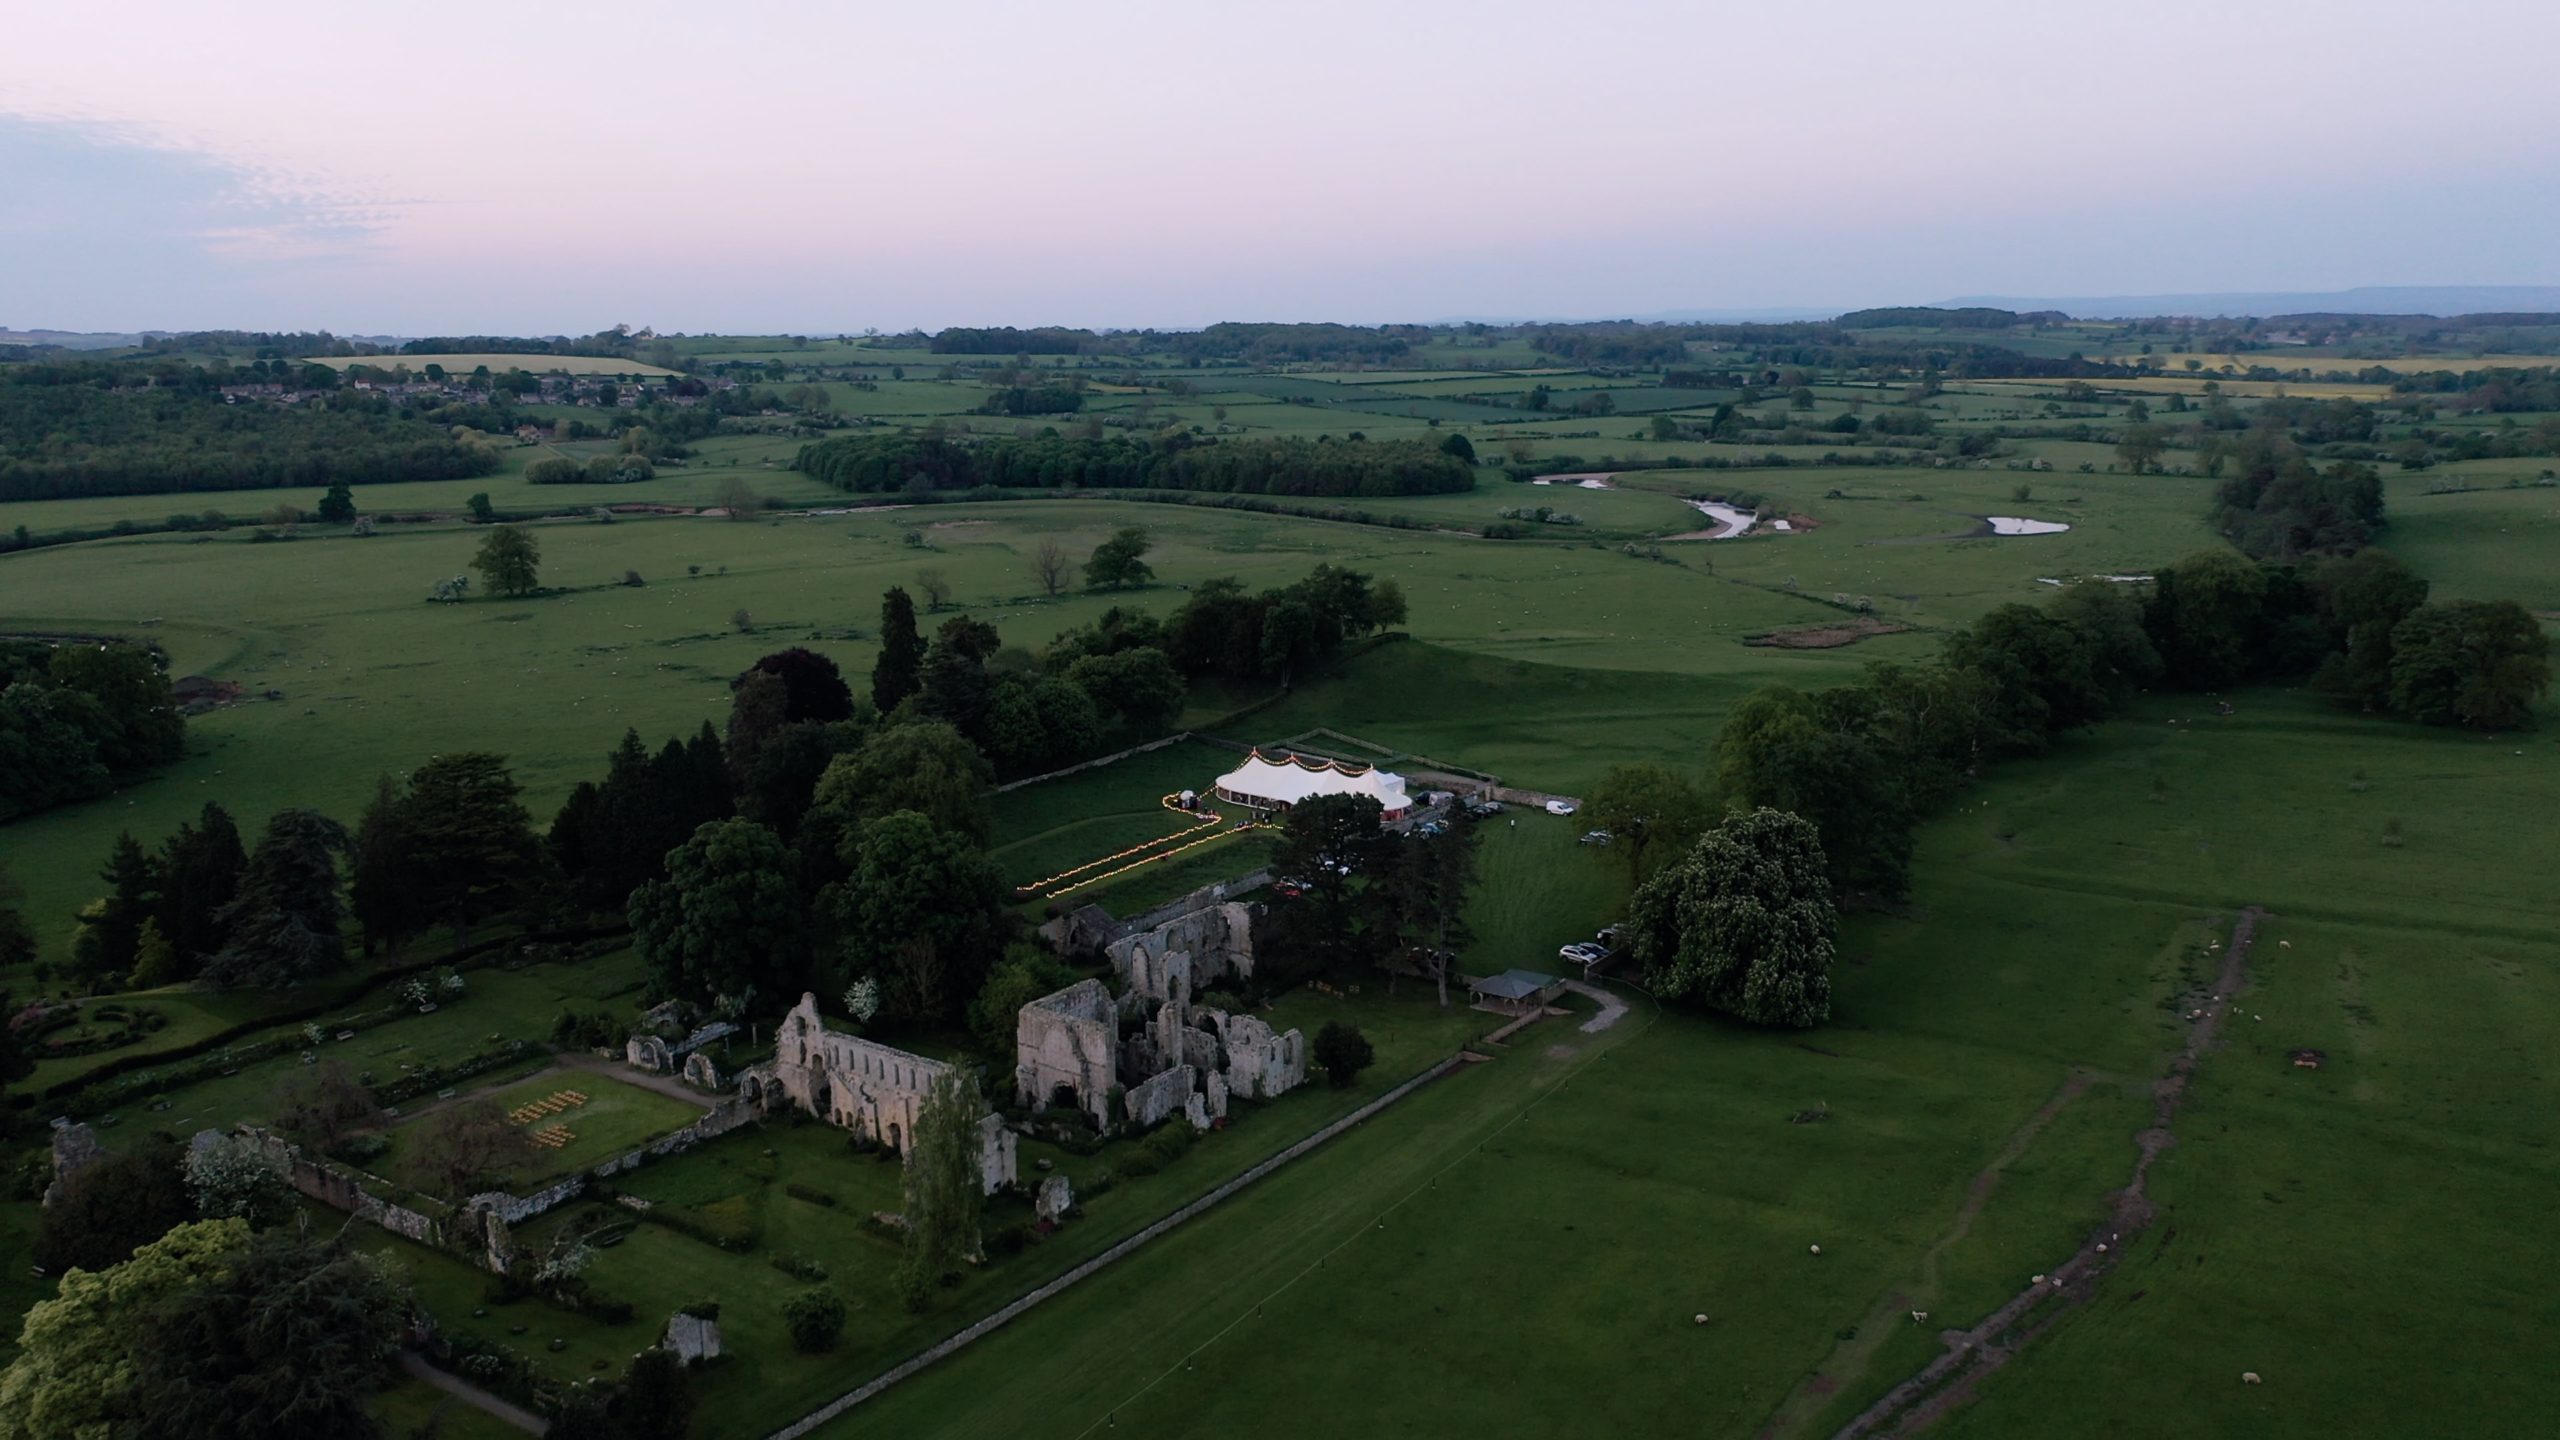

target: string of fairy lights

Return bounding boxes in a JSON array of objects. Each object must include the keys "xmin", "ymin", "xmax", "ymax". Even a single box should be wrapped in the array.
[{"xmin": 1012, "ymin": 793, "xmax": 1266, "ymax": 901}]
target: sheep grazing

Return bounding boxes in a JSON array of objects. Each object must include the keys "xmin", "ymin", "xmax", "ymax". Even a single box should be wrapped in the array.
[
  {"xmin": 1693, "ymin": 1313, "xmax": 1711, "ymax": 1326},
  {"xmin": 2031, "ymin": 1274, "xmax": 2046, "ymax": 1284},
  {"xmin": 1809, "ymin": 1244, "xmax": 1823, "ymax": 1256},
  {"xmin": 2242, "ymin": 1372, "xmax": 2262, "ymax": 1385},
  {"xmin": 1911, "ymin": 1310, "xmax": 1929, "ymax": 1324},
  {"xmin": 2096, "ymin": 1243, "xmax": 2109, "ymax": 1253}
]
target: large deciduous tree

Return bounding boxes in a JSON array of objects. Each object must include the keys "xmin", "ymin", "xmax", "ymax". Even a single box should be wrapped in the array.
[
  {"xmin": 2143, "ymin": 549, "xmax": 2270, "ymax": 690},
  {"xmin": 1063, "ymin": 647, "xmax": 1185, "ymax": 737},
  {"xmin": 401, "ymin": 1098, "xmax": 540, "ymax": 1198},
  {"xmin": 831, "ymin": 810, "xmax": 1005, "ymax": 1023},
  {"xmin": 0, "ymin": 1218, "xmax": 250, "ymax": 1439},
  {"xmin": 808, "ymin": 721, "xmax": 994, "ymax": 851},
  {"xmin": 1627, "ymin": 808, "xmax": 1837, "ymax": 1028},
  {"xmin": 46, "ymin": 644, "xmax": 184, "ymax": 775},
  {"xmin": 2309, "ymin": 547, "xmax": 2430, "ymax": 710},
  {"xmin": 1082, "ymin": 527, "xmax": 1154, "ymax": 590},
  {"xmin": 2387, "ymin": 600, "xmax": 2552, "ymax": 729},
  {"xmin": 1264, "ymin": 794, "xmax": 1388, "ymax": 981},
  {"xmin": 470, "ymin": 524, "xmax": 542, "ymax": 596},
  {"xmin": 34, "ymin": 1141, "xmax": 193, "ymax": 1275},
  {"xmin": 629, "ymin": 818, "xmax": 806, "ymax": 1003},
  {"xmin": 1713, "ymin": 687, "xmax": 1912, "ymax": 901},
  {"xmin": 1580, "ymin": 764, "xmax": 1713, "ymax": 881}
]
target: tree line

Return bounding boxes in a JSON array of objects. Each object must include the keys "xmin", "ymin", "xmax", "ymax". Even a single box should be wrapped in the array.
[
  {"xmin": 1607, "ymin": 550, "xmax": 2550, "ymax": 918},
  {"xmin": 793, "ymin": 430, "xmax": 1475, "ymax": 499},
  {"xmin": 0, "ymin": 363, "xmax": 502, "ymax": 501}
]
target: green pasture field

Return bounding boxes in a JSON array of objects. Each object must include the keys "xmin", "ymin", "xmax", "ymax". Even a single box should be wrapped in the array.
[
  {"xmin": 1, "ymin": 331, "xmax": 2555, "ymax": 1440},
  {"xmin": 2146, "ymin": 350, "xmax": 2560, "ymax": 376},
  {"xmin": 305, "ymin": 354, "xmax": 684, "ymax": 377},
  {"xmin": 2379, "ymin": 478, "xmax": 2560, "ymax": 611},
  {"xmin": 806, "ymin": 687, "xmax": 2560, "ymax": 1440},
  {"xmin": 0, "ymin": 430, "xmax": 828, "ymax": 537},
  {"xmin": 0, "ymin": 443, "xmax": 2416, "ymax": 972},
  {"xmin": 1970, "ymin": 374, "xmax": 2393, "ymax": 402}
]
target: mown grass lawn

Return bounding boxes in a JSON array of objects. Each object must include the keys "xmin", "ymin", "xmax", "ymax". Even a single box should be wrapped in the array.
[
  {"xmin": 66, "ymin": 951, "xmax": 649, "ymax": 1142},
  {"xmin": 374, "ymin": 1070, "xmax": 705, "ymax": 1192}
]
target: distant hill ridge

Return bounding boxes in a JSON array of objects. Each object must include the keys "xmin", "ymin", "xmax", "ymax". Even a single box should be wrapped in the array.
[{"xmin": 1933, "ymin": 285, "xmax": 2560, "ymax": 320}]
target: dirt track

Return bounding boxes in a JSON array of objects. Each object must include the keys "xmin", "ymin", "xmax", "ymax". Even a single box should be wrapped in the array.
[{"xmin": 1827, "ymin": 907, "xmax": 2265, "ymax": 1439}]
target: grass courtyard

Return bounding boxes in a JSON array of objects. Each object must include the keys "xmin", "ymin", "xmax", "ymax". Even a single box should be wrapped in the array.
[{"xmin": 371, "ymin": 1069, "xmax": 708, "ymax": 1193}]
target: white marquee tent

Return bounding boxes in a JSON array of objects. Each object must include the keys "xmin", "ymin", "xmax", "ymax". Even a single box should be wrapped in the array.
[{"xmin": 1213, "ymin": 751, "xmax": 1412, "ymax": 819}]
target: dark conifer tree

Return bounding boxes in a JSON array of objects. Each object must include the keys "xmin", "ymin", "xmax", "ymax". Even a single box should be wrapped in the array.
[
  {"xmin": 873, "ymin": 587, "xmax": 925, "ymax": 712},
  {"xmin": 205, "ymin": 809, "xmax": 351, "ymax": 989},
  {"xmin": 156, "ymin": 802, "xmax": 247, "ymax": 971}
]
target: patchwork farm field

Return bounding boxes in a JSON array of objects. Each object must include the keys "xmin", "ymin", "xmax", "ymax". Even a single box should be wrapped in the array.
[{"xmin": 3, "ymin": 339, "xmax": 2555, "ymax": 1440}]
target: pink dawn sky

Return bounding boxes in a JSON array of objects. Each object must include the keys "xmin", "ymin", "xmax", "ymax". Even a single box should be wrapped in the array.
[{"xmin": 2, "ymin": 0, "xmax": 2556, "ymax": 334}]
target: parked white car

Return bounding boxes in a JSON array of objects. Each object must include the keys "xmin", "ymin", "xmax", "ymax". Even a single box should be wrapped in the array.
[
  {"xmin": 1558, "ymin": 941, "xmax": 1610, "ymax": 971},
  {"xmin": 1545, "ymin": 799, "xmax": 1578, "ymax": 816}
]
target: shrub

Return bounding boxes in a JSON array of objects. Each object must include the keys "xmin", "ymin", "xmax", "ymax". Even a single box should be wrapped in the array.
[
  {"xmin": 770, "ymin": 1252, "xmax": 828, "ymax": 1282},
  {"xmin": 785, "ymin": 1287, "xmax": 847, "ymax": 1352},
  {"xmin": 1143, "ymin": 1123, "xmax": 1196, "ymax": 1164},
  {"xmin": 1313, "ymin": 1021, "xmax": 1375, "ymax": 1088},
  {"xmin": 784, "ymin": 1182, "xmax": 837, "ymax": 1208}
]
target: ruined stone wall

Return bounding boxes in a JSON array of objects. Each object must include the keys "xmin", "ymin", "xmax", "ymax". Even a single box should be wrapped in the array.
[
  {"xmin": 240, "ymin": 1126, "xmax": 447, "ymax": 1247},
  {"xmin": 1123, "ymin": 1064, "xmax": 1197, "ymax": 1129},
  {"xmin": 1214, "ymin": 1012, "xmax": 1307, "ymax": 1101},
  {"xmin": 768, "ymin": 992, "xmax": 949, "ymax": 1153},
  {"xmin": 1014, "ymin": 979, "xmax": 1117, "ymax": 1126},
  {"xmin": 978, "ymin": 1113, "xmax": 1019, "ymax": 1193},
  {"xmin": 1109, "ymin": 902, "xmax": 1254, "ymax": 1000}
]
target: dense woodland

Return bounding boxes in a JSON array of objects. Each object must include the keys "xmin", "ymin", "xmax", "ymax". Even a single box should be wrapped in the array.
[
  {"xmin": 0, "ymin": 364, "xmax": 502, "ymax": 501},
  {"xmin": 0, "ymin": 640, "xmax": 187, "ymax": 822},
  {"xmin": 793, "ymin": 431, "xmax": 1476, "ymax": 497}
]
